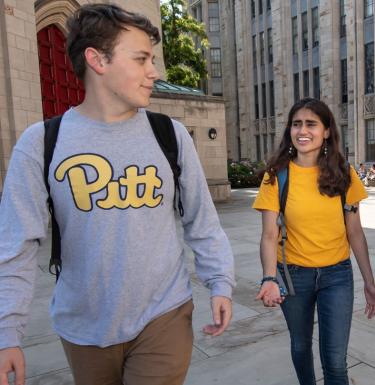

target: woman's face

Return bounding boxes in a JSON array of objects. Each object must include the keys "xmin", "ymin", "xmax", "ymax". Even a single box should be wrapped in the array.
[{"xmin": 290, "ymin": 108, "xmax": 330, "ymax": 162}]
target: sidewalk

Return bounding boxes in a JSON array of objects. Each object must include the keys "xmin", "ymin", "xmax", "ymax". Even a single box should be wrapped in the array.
[{"xmin": 20, "ymin": 188, "xmax": 375, "ymax": 385}]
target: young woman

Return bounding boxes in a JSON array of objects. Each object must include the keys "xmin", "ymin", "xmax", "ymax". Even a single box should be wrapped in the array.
[{"xmin": 253, "ymin": 98, "xmax": 375, "ymax": 385}]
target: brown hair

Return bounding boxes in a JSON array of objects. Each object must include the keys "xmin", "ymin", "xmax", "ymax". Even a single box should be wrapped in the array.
[
  {"xmin": 265, "ymin": 98, "xmax": 350, "ymax": 197},
  {"xmin": 66, "ymin": 3, "xmax": 161, "ymax": 80}
]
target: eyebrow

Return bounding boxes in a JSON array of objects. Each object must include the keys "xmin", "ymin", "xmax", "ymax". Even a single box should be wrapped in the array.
[
  {"xmin": 133, "ymin": 50, "xmax": 155, "ymax": 60},
  {"xmin": 292, "ymin": 119, "xmax": 318, "ymax": 124}
]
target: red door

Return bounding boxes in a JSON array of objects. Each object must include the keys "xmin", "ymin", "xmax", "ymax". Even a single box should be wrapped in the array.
[{"xmin": 37, "ymin": 25, "xmax": 85, "ymax": 119}]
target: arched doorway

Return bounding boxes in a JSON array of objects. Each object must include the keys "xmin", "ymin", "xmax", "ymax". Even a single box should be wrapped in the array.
[{"xmin": 37, "ymin": 24, "xmax": 85, "ymax": 119}]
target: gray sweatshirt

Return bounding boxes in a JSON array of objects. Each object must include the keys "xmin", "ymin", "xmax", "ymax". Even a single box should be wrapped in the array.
[{"xmin": 0, "ymin": 108, "xmax": 235, "ymax": 348}]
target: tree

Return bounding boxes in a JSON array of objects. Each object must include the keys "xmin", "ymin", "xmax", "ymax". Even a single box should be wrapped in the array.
[{"xmin": 160, "ymin": 0, "xmax": 209, "ymax": 88}]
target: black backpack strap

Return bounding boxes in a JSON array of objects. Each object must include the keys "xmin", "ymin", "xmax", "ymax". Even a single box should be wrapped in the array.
[
  {"xmin": 342, "ymin": 162, "xmax": 357, "ymax": 218},
  {"xmin": 44, "ymin": 115, "xmax": 63, "ymax": 281},
  {"xmin": 276, "ymin": 165, "xmax": 295, "ymax": 296},
  {"xmin": 146, "ymin": 111, "xmax": 184, "ymax": 217}
]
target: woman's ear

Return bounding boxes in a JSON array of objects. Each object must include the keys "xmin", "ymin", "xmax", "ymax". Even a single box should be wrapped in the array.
[{"xmin": 324, "ymin": 128, "xmax": 330, "ymax": 139}]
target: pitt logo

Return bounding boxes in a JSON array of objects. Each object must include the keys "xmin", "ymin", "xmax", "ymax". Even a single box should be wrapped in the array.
[{"xmin": 55, "ymin": 154, "xmax": 163, "ymax": 211}]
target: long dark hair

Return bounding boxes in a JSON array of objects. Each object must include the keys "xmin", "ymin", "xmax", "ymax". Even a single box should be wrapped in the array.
[{"xmin": 265, "ymin": 98, "xmax": 350, "ymax": 197}]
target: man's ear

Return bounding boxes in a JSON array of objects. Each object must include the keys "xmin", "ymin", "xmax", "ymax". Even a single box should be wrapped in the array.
[{"xmin": 85, "ymin": 47, "xmax": 106, "ymax": 75}]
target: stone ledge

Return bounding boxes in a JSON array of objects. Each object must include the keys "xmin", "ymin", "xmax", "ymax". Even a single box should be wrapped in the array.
[{"xmin": 207, "ymin": 179, "xmax": 231, "ymax": 202}]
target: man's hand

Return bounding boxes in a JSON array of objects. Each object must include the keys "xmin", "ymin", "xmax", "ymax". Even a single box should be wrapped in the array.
[
  {"xmin": 202, "ymin": 296, "xmax": 232, "ymax": 337},
  {"xmin": 0, "ymin": 347, "xmax": 25, "ymax": 385}
]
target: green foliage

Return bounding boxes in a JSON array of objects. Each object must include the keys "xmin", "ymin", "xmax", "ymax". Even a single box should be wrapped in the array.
[
  {"xmin": 228, "ymin": 160, "xmax": 265, "ymax": 188},
  {"xmin": 161, "ymin": 0, "xmax": 208, "ymax": 88}
]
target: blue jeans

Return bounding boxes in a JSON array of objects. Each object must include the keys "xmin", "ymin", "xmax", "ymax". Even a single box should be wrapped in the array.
[{"xmin": 279, "ymin": 259, "xmax": 354, "ymax": 385}]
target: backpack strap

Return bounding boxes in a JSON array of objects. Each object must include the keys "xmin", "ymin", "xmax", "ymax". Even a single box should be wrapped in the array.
[
  {"xmin": 276, "ymin": 166, "xmax": 295, "ymax": 296},
  {"xmin": 44, "ymin": 115, "xmax": 63, "ymax": 281},
  {"xmin": 342, "ymin": 162, "xmax": 357, "ymax": 217},
  {"xmin": 146, "ymin": 111, "xmax": 184, "ymax": 217}
]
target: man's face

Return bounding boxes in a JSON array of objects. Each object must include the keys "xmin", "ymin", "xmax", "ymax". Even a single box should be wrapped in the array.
[{"xmin": 100, "ymin": 26, "xmax": 160, "ymax": 111}]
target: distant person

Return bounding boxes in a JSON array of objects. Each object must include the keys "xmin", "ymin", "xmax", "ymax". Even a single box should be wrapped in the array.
[
  {"xmin": 253, "ymin": 98, "xmax": 375, "ymax": 385},
  {"xmin": 0, "ymin": 4, "xmax": 235, "ymax": 385},
  {"xmin": 364, "ymin": 163, "xmax": 375, "ymax": 186},
  {"xmin": 357, "ymin": 163, "xmax": 367, "ymax": 181}
]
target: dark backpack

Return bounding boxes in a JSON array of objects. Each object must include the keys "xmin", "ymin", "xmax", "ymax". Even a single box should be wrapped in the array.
[
  {"xmin": 276, "ymin": 163, "xmax": 356, "ymax": 295},
  {"xmin": 43, "ymin": 111, "xmax": 184, "ymax": 281}
]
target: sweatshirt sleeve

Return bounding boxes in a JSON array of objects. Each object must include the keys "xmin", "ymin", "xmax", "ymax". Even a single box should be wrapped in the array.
[
  {"xmin": 173, "ymin": 120, "xmax": 235, "ymax": 299},
  {"xmin": 0, "ymin": 125, "xmax": 49, "ymax": 349}
]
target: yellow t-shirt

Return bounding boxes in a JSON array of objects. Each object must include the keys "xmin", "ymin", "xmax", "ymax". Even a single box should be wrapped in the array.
[{"xmin": 252, "ymin": 161, "xmax": 368, "ymax": 267}]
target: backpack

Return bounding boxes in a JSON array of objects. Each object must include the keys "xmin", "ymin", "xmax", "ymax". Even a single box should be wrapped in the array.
[
  {"xmin": 276, "ymin": 163, "xmax": 356, "ymax": 296},
  {"xmin": 43, "ymin": 111, "xmax": 184, "ymax": 281}
]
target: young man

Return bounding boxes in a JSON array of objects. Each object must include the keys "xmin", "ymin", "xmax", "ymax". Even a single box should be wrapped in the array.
[{"xmin": 0, "ymin": 4, "xmax": 235, "ymax": 385}]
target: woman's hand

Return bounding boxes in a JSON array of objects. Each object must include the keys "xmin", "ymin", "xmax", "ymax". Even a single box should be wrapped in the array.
[
  {"xmin": 364, "ymin": 282, "xmax": 375, "ymax": 319},
  {"xmin": 256, "ymin": 281, "xmax": 284, "ymax": 307}
]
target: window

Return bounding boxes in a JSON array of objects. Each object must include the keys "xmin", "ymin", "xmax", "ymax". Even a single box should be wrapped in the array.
[
  {"xmin": 303, "ymin": 70, "xmax": 309, "ymax": 97},
  {"xmin": 259, "ymin": 0, "xmax": 263, "ymax": 15},
  {"xmin": 366, "ymin": 119, "xmax": 375, "ymax": 161},
  {"xmin": 254, "ymin": 85, "xmax": 259, "ymax": 119},
  {"xmin": 270, "ymin": 80, "xmax": 275, "ymax": 116},
  {"xmin": 341, "ymin": 59, "xmax": 348, "ymax": 103},
  {"xmin": 292, "ymin": 17, "xmax": 298, "ymax": 54},
  {"xmin": 209, "ymin": 17, "xmax": 220, "ymax": 32},
  {"xmin": 210, "ymin": 48, "xmax": 222, "ymax": 77},
  {"xmin": 312, "ymin": 7, "xmax": 319, "ymax": 47},
  {"xmin": 251, "ymin": 0, "xmax": 256, "ymax": 18},
  {"xmin": 263, "ymin": 134, "xmax": 268, "ymax": 158},
  {"xmin": 256, "ymin": 135, "xmax": 261, "ymax": 161},
  {"xmin": 268, "ymin": 28, "xmax": 273, "ymax": 63},
  {"xmin": 294, "ymin": 73, "xmax": 300, "ymax": 102},
  {"xmin": 208, "ymin": 1, "xmax": 219, "ymax": 13},
  {"xmin": 340, "ymin": 0, "xmax": 346, "ymax": 37},
  {"xmin": 313, "ymin": 67, "xmax": 320, "ymax": 99},
  {"xmin": 252, "ymin": 35, "xmax": 257, "ymax": 68},
  {"xmin": 365, "ymin": 0, "xmax": 374, "ymax": 18},
  {"xmin": 365, "ymin": 42, "xmax": 374, "ymax": 94},
  {"xmin": 270, "ymin": 133, "xmax": 275, "ymax": 152},
  {"xmin": 262, "ymin": 83, "xmax": 267, "ymax": 118},
  {"xmin": 260, "ymin": 32, "xmax": 265, "ymax": 65},
  {"xmin": 342, "ymin": 124, "xmax": 349, "ymax": 159},
  {"xmin": 302, "ymin": 12, "xmax": 308, "ymax": 51}
]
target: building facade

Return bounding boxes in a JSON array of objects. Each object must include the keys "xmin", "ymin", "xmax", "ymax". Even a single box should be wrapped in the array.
[
  {"xmin": 191, "ymin": 0, "xmax": 375, "ymax": 165},
  {"xmin": 0, "ymin": 0, "xmax": 230, "ymax": 200}
]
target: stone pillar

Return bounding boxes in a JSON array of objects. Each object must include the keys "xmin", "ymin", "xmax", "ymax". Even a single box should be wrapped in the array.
[
  {"xmin": 319, "ymin": 0, "xmax": 341, "ymax": 124},
  {"xmin": 272, "ymin": 0, "xmax": 293, "ymax": 145},
  {"xmin": 0, "ymin": 0, "xmax": 43, "ymax": 191},
  {"xmin": 220, "ymin": 0, "xmax": 239, "ymax": 161}
]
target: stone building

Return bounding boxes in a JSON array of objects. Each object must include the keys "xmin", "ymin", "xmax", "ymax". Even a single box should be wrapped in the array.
[
  {"xmin": 0, "ymin": 0, "xmax": 230, "ymax": 200},
  {"xmin": 190, "ymin": 0, "xmax": 375, "ymax": 166}
]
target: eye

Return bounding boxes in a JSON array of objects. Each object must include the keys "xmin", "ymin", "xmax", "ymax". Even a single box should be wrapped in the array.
[{"xmin": 136, "ymin": 57, "xmax": 147, "ymax": 64}]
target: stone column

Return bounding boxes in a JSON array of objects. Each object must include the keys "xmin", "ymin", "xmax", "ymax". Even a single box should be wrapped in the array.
[
  {"xmin": 220, "ymin": 0, "xmax": 239, "ymax": 161},
  {"xmin": 319, "ymin": 0, "xmax": 341, "ymax": 125},
  {"xmin": 0, "ymin": 0, "xmax": 43, "ymax": 191}
]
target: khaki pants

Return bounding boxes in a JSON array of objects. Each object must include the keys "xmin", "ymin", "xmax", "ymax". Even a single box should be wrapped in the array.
[{"xmin": 61, "ymin": 300, "xmax": 194, "ymax": 385}]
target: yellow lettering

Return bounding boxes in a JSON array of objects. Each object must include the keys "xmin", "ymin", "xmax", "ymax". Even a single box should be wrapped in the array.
[{"xmin": 55, "ymin": 154, "xmax": 112, "ymax": 211}]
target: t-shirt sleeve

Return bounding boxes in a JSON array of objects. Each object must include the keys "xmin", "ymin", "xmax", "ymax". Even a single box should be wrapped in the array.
[
  {"xmin": 252, "ymin": 172, "xmax": 280, "ymax": 213},
  {"xmin": 346, "ymin": 165, "xmax": 368, "ymax": 205}
]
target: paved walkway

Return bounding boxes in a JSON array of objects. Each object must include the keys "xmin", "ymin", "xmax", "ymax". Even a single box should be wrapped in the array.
[{"xmin": 19, "ymin": 188, "xmax": 375, "ymax": 384}]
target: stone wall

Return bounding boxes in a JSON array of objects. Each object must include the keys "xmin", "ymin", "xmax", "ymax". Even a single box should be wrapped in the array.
[{"xmin": 150, "ymin": 93, "xmax": 230, "ymax": 201}]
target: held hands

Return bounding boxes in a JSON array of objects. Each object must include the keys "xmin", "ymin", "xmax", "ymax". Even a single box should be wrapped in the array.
[
  {"xmin": 364, "ymin": 282, "xmax": 375, "ymax": 319},
  {"xmin": 256, "ymin": 281, "xmax": 284, "ymax": 307},
  {"xmin": 0, "ymin": 347, "xmax": 25, "ymax": 385},
  {"xmin": 202, "ymin": 296, "xmax": 232, "ymax": 337}
]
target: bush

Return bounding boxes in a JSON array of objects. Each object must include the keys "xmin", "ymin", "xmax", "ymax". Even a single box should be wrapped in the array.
[{"xmin": 228, "ymin": 160, "xmax": 265, "ymax": 188}]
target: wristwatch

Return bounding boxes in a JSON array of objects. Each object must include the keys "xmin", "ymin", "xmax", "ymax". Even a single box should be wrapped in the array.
[{"xmin": 260, "ymin": 276, "xmax": 279, "ymax": 285}]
